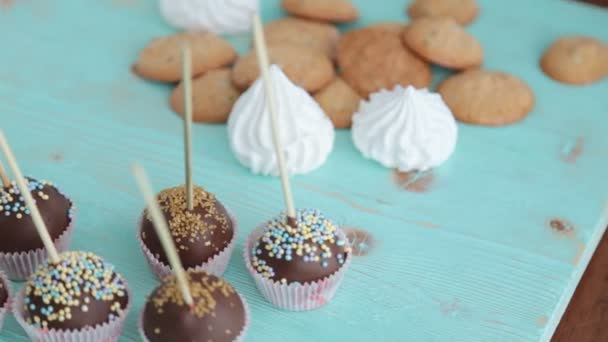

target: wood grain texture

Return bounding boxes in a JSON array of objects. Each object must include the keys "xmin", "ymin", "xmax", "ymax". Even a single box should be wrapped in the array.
[
  {"xmin": 554, "ymin": 231, "xmax": 608, "ymax": 342},
  {"xmin": 0, "ymin": 0, "xmax": 606, "ymax": 341}
]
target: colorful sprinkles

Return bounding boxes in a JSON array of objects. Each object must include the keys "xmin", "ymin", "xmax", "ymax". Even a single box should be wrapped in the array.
[
  {"xmin": 251, "ymin": 208, "xmax": 351, "ymax": 281},
  {"xmin": 0, "ymin": 179, "xmax": 51, "ymax": 219},
  {"xmin": 145, "ymin": 185, "xmax": 230, "ymax": 252},
  {"xmin": 151, "ymin": 272, "xmax": 235, "ymax": 319},
  {"xmin": 24, "ymin": 251, "xmax": 128, "ymax": 329}
]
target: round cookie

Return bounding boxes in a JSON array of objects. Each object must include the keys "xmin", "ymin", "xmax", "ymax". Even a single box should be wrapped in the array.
[
  {"xmin": 407, "ymin": 0, "xmax": 479, "ymax": 25},
  {"xmin": 338, "ymin": 28, "xmax": 431, "ymax": 98},
  {"xmin": 314, "ymin": 77, "xmax": 362, "ymax": 129},
  {"xmin": 134, "ymin": 32, "xmax": 237, "ymax": 82},
  {"xmin": 232, "ymin": 45, "xmax": 335, "ymax": 92},
  {"xmin": 264, "ymin": 17, "xmax": 340, "ymax": 60},
  {"xmin": 170, "ymin": 69, "xmax": 240, "ymax": 124},
  {"xmin": 404, "ymin": 17, "xmax": 483, "ymax": 70},
  {"xmin": 438, "ymin": 70, "xmax": 535, "ymax": 126},
  {"xmin": 367, "ymin": 22, "xmax": 408, "ymax": 35},
  {"xmin": 540, "ymin": 36, "xmax": 608, "ymax": 85},
  {"xmin": 282, "ymin": 0, "xmax": 359, "ymax": 23}
]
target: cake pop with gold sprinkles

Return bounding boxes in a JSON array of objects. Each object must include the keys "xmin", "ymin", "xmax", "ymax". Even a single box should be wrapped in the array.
[
  {"xmin": 140, "ymin": 185, "xmax": 235, "ymax": 269},
  {"xmin": 142, "ymin": 270, "xmax": 247, "ymax": 342}
]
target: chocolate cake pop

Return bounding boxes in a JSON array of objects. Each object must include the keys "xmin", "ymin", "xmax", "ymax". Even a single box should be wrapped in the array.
[
  {"xmin": 0, "ymin": 178, "xmax": 72, "ymax": 254},
  {"xmin": 140, "ymin": 185, "xmax": 234, "ymax": 269},
  {"xmin": 142, "ymin": 271, "xmax": 247, "ymax": 342},
  {"xmin": 251, "ymin": 208, "xmax": 350, "ymax": 284},
  {"xmin": 23, "ymin": 251, "xmax": 129, "ymax": 330}
]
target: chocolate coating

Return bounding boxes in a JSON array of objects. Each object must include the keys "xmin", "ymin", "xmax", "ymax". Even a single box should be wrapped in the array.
[
  {"xmin": 143, "ymin": 271, "xmax": 246, "ymax": 342},
  {"xmin": 23, "ymin": 251, "xmax": 129, "ymax": 331},
  {"xmin": 0, "ymin": 277, "xmax": 7, "ymax": 308},
  {"xmin": 0, "ymin": 178, "xmax": 72, "ymax": 253},
  {"xmin": 251, "ymin": 209, "xmax": 351, "ymax": 284},
  {"xmin": 140, "ymin": 185, "xmax": 234, "ymax": 269}
]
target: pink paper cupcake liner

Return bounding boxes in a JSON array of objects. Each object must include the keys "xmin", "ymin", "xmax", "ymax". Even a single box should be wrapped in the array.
[
  {"xmin": 244, "ymin": 225, "xmax": 352, "ymax": 311},
  {"xmin": 137, "ymin": 209, "xmax": 238, "ymax": 279},
  {"xmin": 13, "ymin": 283, "xmax": 132, "ymax": 342},
  {"xmin": 138, "ymin": 292, "xmax": 250, "ymax": 342},
  {"xmin": 0, "ymin": 205, "xmax": 76, "ymax": 281},
  {"xmin": 0, "ymin": 270, "xmax": 12, "ymax": 333}
]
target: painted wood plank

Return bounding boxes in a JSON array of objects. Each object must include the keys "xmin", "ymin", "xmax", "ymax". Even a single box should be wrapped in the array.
[{"xmin": 0, "ymin": 0, "xmax": 607, "ymax": 341}]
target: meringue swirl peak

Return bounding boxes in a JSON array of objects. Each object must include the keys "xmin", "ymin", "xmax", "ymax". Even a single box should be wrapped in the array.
[
  {"xmin": 352, "ymin": 85, "xmax": 458, "ymax": 172},
  {"xmin": 228, "ymin": 65, "xmax": 335, "ymax": 176}
]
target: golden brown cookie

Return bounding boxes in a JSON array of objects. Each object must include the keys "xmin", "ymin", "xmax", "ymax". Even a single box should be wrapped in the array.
[
  {"xmin": 337, "ymin": 27, "xmax": 431, "ymax": 98},
  {"xmin": 170, "ymin": 69, "xmax": 240, "ymax": 124},
  {"xmin": 438, "ymin": 70, "xmax": 535, "ymax": 126},
  {"xmin": 407, "ymin": 0, "xmax": 479, "ymax": 25},
  {"xmin": 540, "ymin": 36, "xmax": 608, "ymax": 85},
  {"xmin": 314, "ymin": 77, "xmax": 362, "ymax": 129},
  {"xmin": 232, "ymin": 44, "xmax": 335, "ymax": 92},
  {"xmin": 134, "ymin": 32, "xmax": 237, "ymax": 83},
  {"xmin": 369, "ymin": 22, "xmax": 408, "ymax": 35},
  {"xmin": 264, "ymin": 17, "xmax": 340, "ymax": 60},
  {"xmin": 282, "ymin": 0, "xmax": 359, "ymax": 23},
  {"xmin": 403, "ymin": 17, "xmax": 483, "ymax": 70}
]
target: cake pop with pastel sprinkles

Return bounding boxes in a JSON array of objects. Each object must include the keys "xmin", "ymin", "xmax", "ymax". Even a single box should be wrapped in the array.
[
  {"xmin": 22, "ymin": 251, "xmax": 130, "ymax": 330},
  {"xmin": 251, "ymin": 208, "xmax": 350, "ymax": 284},
  {"xmin": 0, "ymin": 167, "xmax": 75, "ymax": 280},
  {"xmin": 243, "ymin": 15, "xmax": 352, "ymax": 311}
]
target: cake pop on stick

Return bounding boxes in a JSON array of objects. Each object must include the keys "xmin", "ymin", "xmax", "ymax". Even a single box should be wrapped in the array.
[
  {"xmin": 133, "ymin": 164, "xmax": 193, "ymax": 306},
  {"xmin": 182, "ymin": 45, "xmax": 194, "ymax": 211},
  {"xmin": 242, "ymin": 14, "xmax": 352, "ymax": 311},
  {"xmin": 0, "ymin": 134, "xmax": 74, "ymax": 280},
  {"xmin": 251, "ymin": 14, "xmax": 296, "ymax": 225},
  {"xmin": 135, "ymin": 164, "xmax": 248, "ymax": 342},
  {"xmin": 1, "ymin": 132, "xmax": 130, "ymax": 338},
  {"xmin": 137, "ymin": 47, "xmax": 237, "ymax": 279},
  {"xmin": 0, "ymin": 131, "xmax": 59, "ymax": 263}
]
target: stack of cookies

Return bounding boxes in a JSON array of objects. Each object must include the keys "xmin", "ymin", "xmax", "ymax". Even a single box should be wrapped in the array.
[
  {"xmin": 133, "ymin": 0, "xmax": 606, "ymax": 130},
  {"xmin": 132, "ymin": 0, "xmax": 362, "ymax": 128}
]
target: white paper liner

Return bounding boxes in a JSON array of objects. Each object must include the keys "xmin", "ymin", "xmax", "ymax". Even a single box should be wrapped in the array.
[
  {"xmin": 0, "ymin": 270, "xmax": 12, "ymax": 333},
  {"xmin": 244, "ymin": 225, "xmax": 352, "ymax": 311},
  {"xmin": 137, "ymin": 210, "xmax": 238, "ymax": 279},
  {"xmin": 138, "ymin": 292, "xmax": 250, "ymax": 342},
  {"xmin": 13, "ymin": 282, "xmax": 132, "ymax": 342},
  {"xmin": 0, "ymin": 205, "xmax": 76, "ymax": 281}
]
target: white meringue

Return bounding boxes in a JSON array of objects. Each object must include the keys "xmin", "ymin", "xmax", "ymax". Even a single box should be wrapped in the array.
[
  {"xmin": 352, "ymin": 85, "xmax": 458, "ymax": 172},
  {"xmin": 228, "ymin": 65, "xmax": 335, "ymax": 176},
  {"xmin": 159, "ymin": 0, "xmax": 258, "ymax": 34}
]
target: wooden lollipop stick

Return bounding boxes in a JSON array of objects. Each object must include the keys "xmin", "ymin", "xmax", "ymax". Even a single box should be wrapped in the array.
[
  {"xmin": 181, "ymin": 44, "xmax": 194, "ymax": 211},
  {"xmin": 132, "ymin": 163, "xmax": 194, "ymax": 306},
  {"xmin": 0, "ymin": 131, "xmax": 59, "ymax": 263},
  {"xmin": 251, "ymin": 13, "xmax": 297, "ymax": 221},
  {"xmin": 0, "ymin": 160, "xmax": 10, "ymax": 187}
]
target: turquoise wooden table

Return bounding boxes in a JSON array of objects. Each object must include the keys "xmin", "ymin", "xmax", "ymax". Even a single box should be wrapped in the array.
[{"xmin": 0, "ymin": 0, "xmax": 607, "ymax": 341}]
